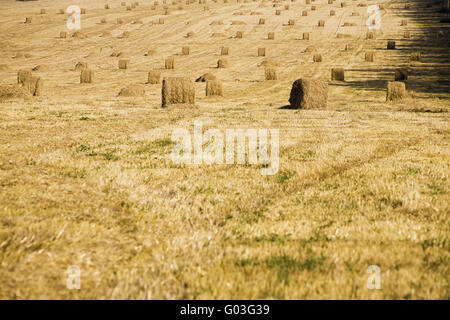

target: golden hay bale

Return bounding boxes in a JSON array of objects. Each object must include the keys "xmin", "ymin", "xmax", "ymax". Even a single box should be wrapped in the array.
[
  {"xmin": 80, "ymin": 69, "xmax": 94, "ymax": 83},
  {"xmin": 328, "ymin": 0, "xmax": 333, "ymax": 3},
  {"xmin": 182, "ymin": 46, "xmax": 190, "ymax": 55},
  {"xmin": 161, "ymin": 77, "xmax": 195, "ymax": 107},
  {"xmin": 318, "ymin": 20, "xmax": 325, "ymax": 27},
  {"xmin": 126, "ymin": 5, "xmax": 132, "ymax": 10},
  {"xmin": 352, "ymin": 12, "xmax": 360, "ymax": 16},
  {"xmin": 59, "ymin": 9, "xmax": 65, "ymax": 14},
  {"xmin": 306, "ymin": 0, "xmax": 311, "ymax": 4},
  {"xmin": 165, "ymin": 57, "xmax": 175, "ymax": 69},
  {"xmin": 144, "ymin": 49, "xmax": 156, "ymax": 56},
  {"xmin": 206, "ymin": 80, "xmax": 223, "ymax": 96},
  {"xmin": 411, "ymin": 52, "xmax": 421, "ymax": 62},
  {"xmin": 337, "ymin": 33, "xmax": 351, "ymax": 38},
  {"xmin": 217, "ymin": 59, "xmax": 228, "ymax": 68},
  {"xmin": 365, "ymin": 52, "xmax": 374, "ymax": 62},
  {"xmin": 75, "ymin": 62, "xmax": 88, "ymax": 71},
  {"xmin": 404, "ymin": 31, "xmax": 411, "ymax": 38},
  {"xmin": 289, "ymin": 79, "xmax": 328, "ymax": 109},
  {"xmin": 196, "ymin": 73, "xmax": 217, "ymax": 82},
  {"xmin": 148, "ymin": 70, "xmax": 161, "ymax": 84},
  {"xmin": 40, "ymin": 9, "xmax": 46, "ymax": 14},
  {"xmin": 0, "ymin": 84, "xmax": 32, "ymax": 101},
  {"xmin": 437, "ymin": 31, "xmax": 444, "ymax": 39},
  {"xmin": 186, "ymin": 31, "xmax": 195, "ymax": 38},
  {"xmin": 159, "ymin": 18, "xmax": 165, "ymax": 24},
  {"xmin": 394, "ymin": 68, "xmax": 408, "ymax": 81},
  {"xmin": 121, "ymin": 2, "xmax": 126, "ymax": 6},
  {"xmin": 72, "ymin": 31, "xmax": 86, "ymax": 39},
  {"xmin": 345, "ymin": 44, "xmax": 355, "ymax": 51},
  {"xmin": 343, "ymin": 22, "xmax": 357, "ymax": 27},
  {"xmin": 259, "ymin": 18, "xmax": 265, "ymax": 24},
  {"xmin": 331, "ymin": 68, "xmax": 345, "ymax": 81},
  {"xmin": 210, "ymin": 20, "xmax": 223, "ymax": 25},
  {"xmin": 401, "ymin": 19, "xmax": 408, "ymax": 26},
  {"xmin": 231, "ymin": 21, "xmax": 246, "ymax": 25},
  {"xmin": 236, "ymin": 31, "xmax": 243, "ymax": 38},
  {"xmin": 367, "ymin": 31, "xmax": 374, "ymax": 39},
  {"xmin": 305, "ymin": 46, "xmax": 316, "ymax": 53},
  {"xmin": 81, "ymin": 8, "xmax": 86, "ymax": 14},
  {"xmin": 288, "ymin": 19, "xmax": 295, "ymax": 26},
  {"xmin": 275, "ymin": 10, "xmax": 281, "ymax": 15},
  {"xmin": 330, "ymin": 10, "xmax": 335, "ymax": 16},
  {"xmin": 341, "ymin": 2, "xmax": 346, "ymax": 7},
  {"xmin": 311, "ymin": 6, "xmax": 316, "ymax": 10},
  {"xmin": 117, "ymin": 18, "xmax": 124, "ymax": 24},
  {"xmin": 105, "ymin": 4, "xmax": 110, "ymax": 9},
  {"xmin": 17, "ymin": 70, "xmax": 32, "ymax": 84},
  {"xmin": 221, "ymin": 47, "xmax": 229, "ymax": 55},
  {"xmin": 387, "ymin": 40, "xmax": 396, "ymax": 50},
  {"xmin": 313, "ymin": 53, "xmax": 322, "ymax": 62},
  {"xmin": 25, "ymin": 17, "xmax": 32, "ymax": 24},
  {"xmin": 121, "ymin": 31, "xmax": 130, "ymax": 38},
  {"xmin": 268, "ymin": 32, "xmax": 275, "ymax": 40},
  {"xmin": 101, "ymin": 18, "xmax": 107, "ymax": 24},
  {"xmin": 285, "ymin": 5, "xmax": 289, "ymax": 9},
  {"xmin": 60, "ymin": 31, "xmax": 67, "ymax": 38},
  {"xmin": 386, "ymin": 81, "xmax": 407, "ymax": 102},
  {"xmin": 119, "ymin": 85, "xmax": 146, "ymax": 97},
  {"xmin": 258, "ymin": 47, "xmax": 266, "ymax": 56},
  {"xmin": 302, "ymin": 10, "xmax": 308, "ymax": 16},
  {"xmin": 265, "ymin": 67, "xmax": 277, "ymax": 80},
  {"xmin": 119, "ymin": 59, "xmax": 130, "ymax": 69},
  {"xmin": 303, "ymin": 32, "xmax": 310, "ymax": 40},
  {"xmin": 22, "ymin": 76, "xmax": 43, "ymax": 96}
]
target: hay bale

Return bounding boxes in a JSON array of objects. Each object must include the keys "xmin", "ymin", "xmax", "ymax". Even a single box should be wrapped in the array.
[
  {"xmin": 275, "ymin": 10, "xmax": 281, "ymax": 15},
  {"xmin": 268, "ymin": 32, "xmax": 275, "ymax": 40},
  {"xmin": 289, "ymin": 79, "xmax": 328, "ymax": 109},
  {"xmin": 80, "ymin": 69, "xmax": 94, "ymax": 83},
  {"xmin": 265, "ymin": 67, "xmax": 277, "ymax": 80},
  {"xmin": 117, "ymin": 18, "xmax": 124, "ymax": 24},
  {"xmin": 60, "ymin": 31, "xmax": 67, "ymax": 38},
  {"xmin": 344, "ymin": 44, "xmax": 355, "ymax": 51},
  {"xmin": 305, "ymin": 46, "xmax": 316, "ymax": 53},
  {"xmin": 81, "ymin": 8, "xmax": 86, "ymax": 14},
  {"xmin": 196, "ymin": 73, "xmax": 217, "ymax": 82},
  {"xmin": 105, "ymin": 4, "xmax": 110, "ymax": 9},
  {"xmin": 404, "ymin": 31, "xmax": 411, "ymax": 38},
  {"xmin": 159, "ymin": 18, "xmax": 165, "ymax": 24},
  {"xmin": 145, "ymin": 49, "xmax": 156, "ymax": 56},
  {"xmin": 182, "ymin": 46, "xmax": 190, "ymax": 55},
  {"xmin": 303, "ymin": 32, "xmax": 310, "ymax": 40},
  {"xmin": 22, "ymin": 76, "xmax": 43, "ymax": 96},
  {"xmin": 165, "ymin": 57, "xmax": 175, "ymax": 69},
  {"xmin": 0, "ymin": 84, "xmax": 32, "ymax": 101},
  {"xmin": 217, "ymin": 59, "xmax": 228, "ymax": 68},
  {"xmin": 236, "ymin": 31, "xmax": 243, "ymax": 38},
  {"xmin": 121, "ymin": 31, "xmax": 130, "ymax": 38},
  {"xmin": 311, "ymin": 6, "xmax": 316, "ymax": 10},
  {"xmin": 101, "ymin": 18, "xmax": 107, "ymax": 24},
  {"xmin": 258, "ymin": 47, "xmax": 266, "ymax": 56},
  {"xmin": 186, "ymin": 31, "xmax": 195, "ymax": 38},
  {"xmin": 367, "ymin": 31, "xmax": 375, "ymax": 39},
  {"xmin": 40, "ymin": 9, "xmax": 46, "ymax": 14},
  {"xmin": 318, "ymin": 20, "xmax": 325, "ymax": 27},
  {"xmin": 313, "ymin": 54, "xmax": 322, "ymax": 62},
  {"xmin": 411, "ymin": 52, "xmax": 421, "ymax": 62},
  {"xmin": 401, "ymin": 20, "xmax": 408, "ymax": 26},
  {"xmin": 330, "ymin": 10, "xmax": 335, "ymax": 16},
  {"xmin": 337, "ymin": 33, "xmax": 351, "ymax": 38},
  {"xmin": 331, "ymin": 68, "xmax": 345, "ymax": 81},
  {"xmin": 206, "ymin": 80, "xmax": 223, "ymax": 96},
  {"xmin": 25, "ymin": 17, "xmax": 32, "ymax": 24},
  {"xmin": 259, "ymin": 18, "xmax": 265, "ymax": 24},
  {"xmin": 386, "ymin": 81, "xmax": 407, "ymax": 102},
  {"xmin": 161, "ymin": 77, "xmax": 195, "ymax": 107},
  {"xmin": 148, "ymin": 70, "xmax": 162, "ymax": 84},
  {"xmin": 387, "ymin": 40, "xmax": 396, "ymax": 50},
  {"xmin": 119, "ymin": 59, "xmax": 130, "ymax": 69},
  {"xmin": 341, "ymin": 2, "xmax": 346, "ymax": 7},
  {"xmin": 72, "ymin": 31, "xmax": 86, "ymax": 39},
  {"xmin": 365, "ymin": 52, "xmax": 374, "ymax": 62},
  {"xmin": 75, "ymin": 62, "xmax": 88, "ymax": 71},
  {"xmin": 119, "ymin": 85, "xmax": 146, "ymax": 97},
  {"xmin": 302, "ymin": 10, "xmax": 308, "ymax": 16},
  {"xmin": 221, "ymin": 47, "xmax": 229, "ymax": 55},
  {"xmin": 394, "ymin": 69, "xmax": 408, "ymax": 81},
  {"xmin": 59, "ymin": 9, "xmax": 65, "ymax": 14},
  {"xmin": 288, "ymin": 19, "xmax": 295, "ymax": 26},
  {"xmin": 437, "ymin": 31, "xmax": 444, "ymax": 39},
  {"xmin": 352, "ymin": 12, "xmax": 360, "ymax": 16},
  {"xmin": 17, "ymin": 69, "xmax": 32, "ymax": 84}
]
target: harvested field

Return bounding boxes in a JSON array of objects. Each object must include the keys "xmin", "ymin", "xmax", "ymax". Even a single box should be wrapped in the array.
[{"xmin": 0, "ymin": 0, "xmax": 448, "ymax": 300}]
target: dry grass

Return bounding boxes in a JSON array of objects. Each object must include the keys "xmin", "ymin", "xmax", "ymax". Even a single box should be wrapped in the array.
[{"xmin": 0, "ymin": 0, "xmax": 448, "ymax": 300}]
